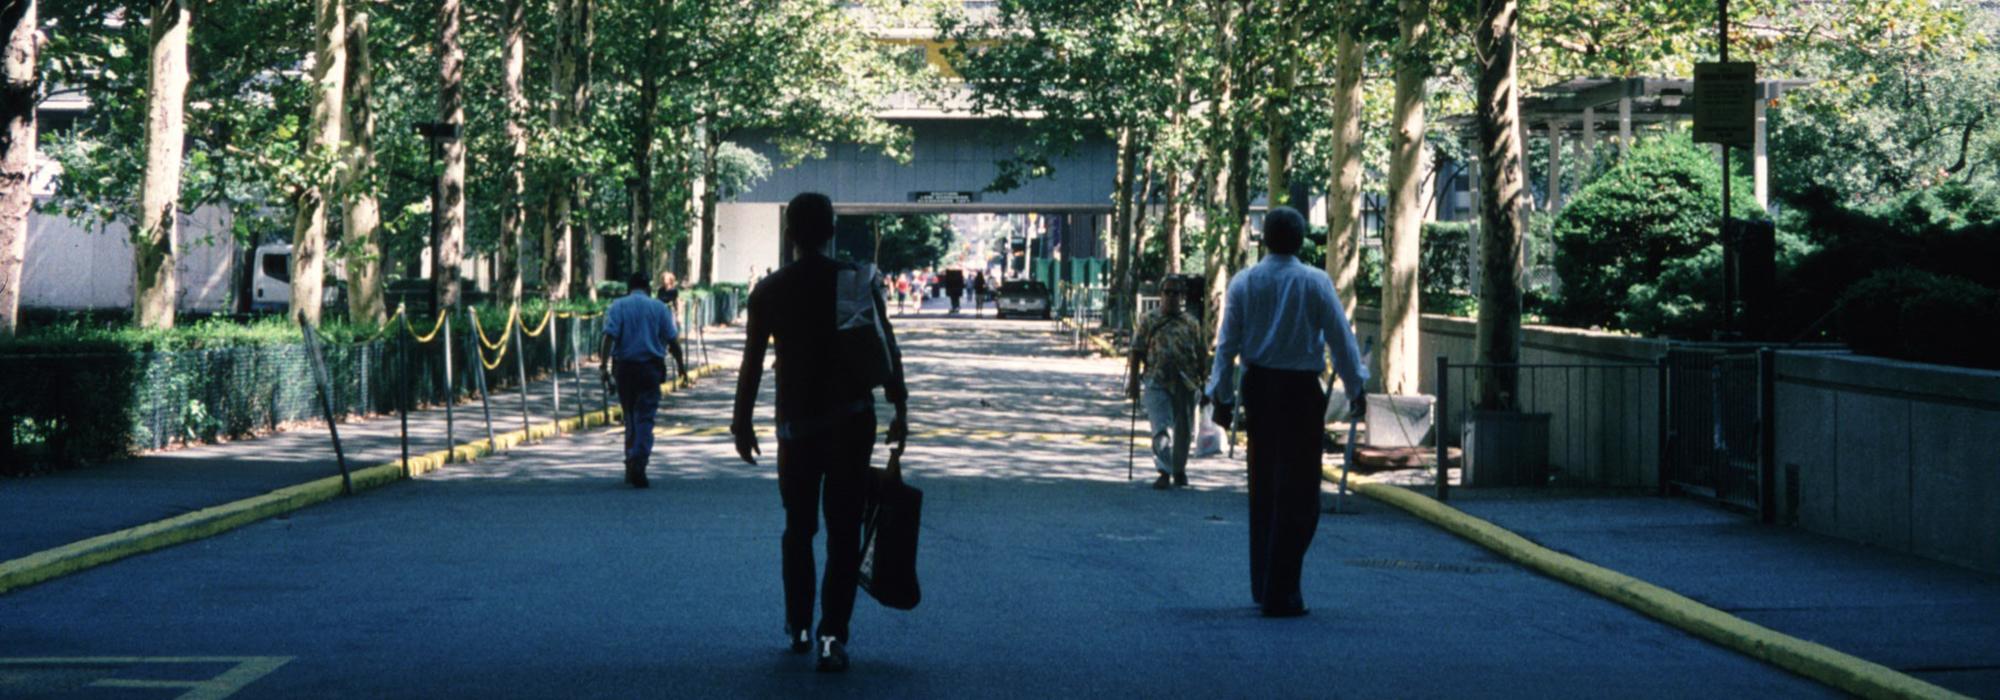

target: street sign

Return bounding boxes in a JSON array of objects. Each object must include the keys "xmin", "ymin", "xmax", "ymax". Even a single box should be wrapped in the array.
[
  {"xmin": 1694, "ymin": 62, "xmax": 1757, "ymax": 148},
  {"xmin": 911, "ymin": 191, "xmax": 977, "ymax": 204}
]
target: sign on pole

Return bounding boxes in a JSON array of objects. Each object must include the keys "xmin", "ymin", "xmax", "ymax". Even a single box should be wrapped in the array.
[{"xmin": 1694, "ymin": 62, "xmax": 1757, "ymax": 148}]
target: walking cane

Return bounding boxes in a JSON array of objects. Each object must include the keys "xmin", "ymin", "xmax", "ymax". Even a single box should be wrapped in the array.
[{"xmin": 1128, "ymin": 389, "xmax": 1138, "ymax": 482}]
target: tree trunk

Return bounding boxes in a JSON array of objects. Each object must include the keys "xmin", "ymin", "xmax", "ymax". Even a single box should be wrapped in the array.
[
  {"xmin": 541, "ymin": 0, "xmax": 578, "ymax": 300},
  {"xmin": 1382, "ymin": 0, "xmax": 1430, "ymax": 396},
  {"xmin": 498, "ymin": 0, "xmax": 526, "ymax": 304},
  {"xmin": 697, "ymin": 124, "xmax": 718, "ymax": 285},
  {"xmin": 675, "ymin": 123, "xmax": 699, "ymax": 279},
  {"xmin": 1474, "ymin": 0, "xmax": 1525, "ymax": 411},
  {"xmin": 571, "ymin": 0, "xmax": 594, "ymax": 299},
  {"xmin": 290, "ymin": 0, "xmax": 344, "ymax": 326},
  {"xmin": 1131, "ymin": 151, "xmax": 1154, "ymax": 282},
  {"xmin": 1265, "ymin": 7, "xmax": 1297, "ymax": 209},
  {"xmin": 1325, "ymin": 18, "xmax": 1365, "ymax": 313},
  {"xmin": 341, "ymin": 2, "xmax": 384, "ymax": 325},
  {"xmin": 435, "ymin": 0, "xmax": 465, "ymax": 308},
  {"xmin": 628, "ymin": 67, "xmax": 657, "ymax": 280},
  {"xmin": 1109, "ymin": 127, "xmax": 1135, "ymax": 327},
  {"xmin": 0, "ymin": 0, "xmax": 34, "ymax": 338},
  {"xmin": 135, "ymin": 0, "xmax": 190, "ymax": 330}
]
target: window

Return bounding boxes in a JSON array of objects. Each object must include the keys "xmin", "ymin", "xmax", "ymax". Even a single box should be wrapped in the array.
[{"xmin": 261, "ymin": 253, "xmax": 291, "ymax": 283}]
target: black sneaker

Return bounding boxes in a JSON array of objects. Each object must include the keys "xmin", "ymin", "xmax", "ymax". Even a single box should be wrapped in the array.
[
  {"xmin": 1152, "ymin": 475, "xmax": 1172, "ymax": 490},
  {"xmin": 788, "ymin": 628, "xmax": 811, "ymax": 654},
  {"xmin": 1173, "ymin": 472, "xmax": 1188, "ymax": 487},
  {"xmin": 815, "ymin": 636, "xmax": 849, "ymax": 673}
]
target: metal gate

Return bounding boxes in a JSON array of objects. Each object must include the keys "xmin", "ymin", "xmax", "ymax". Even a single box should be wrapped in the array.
[{"xmin": 1663, "ymin": 347, "xmax": 1774, "ymax": 518}]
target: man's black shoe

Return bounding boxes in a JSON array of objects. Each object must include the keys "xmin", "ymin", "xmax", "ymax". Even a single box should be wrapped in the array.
[
  {"xmin": 1152, "ymin": 475, "xmax": 1172, "ymax": 490},
  {"xmin": 1173, "ymin": 472, "xmax": 1188, "ymax": 487},
  {"xmin": 626, "ymin": 472, "xmax": 650, "ymax": 489},
  {"xmin": 815, "ymin": 636, "xmax": 849, "ymax": 673},
  {"xmin": 788, "ymin": 628, "xmax": 811, "ymax": 654}
]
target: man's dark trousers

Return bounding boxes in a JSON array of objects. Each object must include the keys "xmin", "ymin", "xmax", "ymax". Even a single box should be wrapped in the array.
[
  {"xmin": 614, "ymin": 358, "xmax": 667, "ymax": 478},
  {"xmin": 1241, "ymin": 364, "xmax": 1327, "ymax": 609},
  {"xmin": 779, "ymin": 408, "xmax": 877, "ymax": 643}
]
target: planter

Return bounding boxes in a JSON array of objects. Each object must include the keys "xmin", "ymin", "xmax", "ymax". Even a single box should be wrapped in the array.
[
  {"xmin": 1364, "ymin": 394, "xmax": 1435, "ymax": 448},
  {"xmin": 1463, "ymin": 410, "xmax": 1551, "ymax": 487}
]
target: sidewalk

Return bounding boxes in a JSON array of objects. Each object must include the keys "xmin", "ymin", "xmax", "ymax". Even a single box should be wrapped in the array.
[
  {"xmin": 0, "ymin": 336, "xmax": 732, "ymax": 568},
  {"xmin": 1434, "ymin": 489, "xmax": 2000, "ymax": 698}
]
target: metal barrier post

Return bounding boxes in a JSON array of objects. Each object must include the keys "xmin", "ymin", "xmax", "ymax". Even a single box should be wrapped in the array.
[
  {"xmin": 442, "ymin": 315, "xmax": 456, "ymax": 458},
  {"xmin": 1656, "ymin": 356, "xmax": 1671, "ymax": 497},
  {"xmin": 399, "ymin": 325, "xmax": 411, "ymax": 477},
  {"xmin": 513, "ymin": 310, "xmax": 533, "ymax": 440},
  {"xmin": 467, "ymin": 309, "xmax": 497, "ymax": 450},
  {"xmin": 297, "ymin": 317, "xmax": 353, "ymax": 495},
  {"xmin": 572, "ymin": 316, "xmax": 586, "ymax": 426},
  {"xmin": 547, "ymin": 307, "xmax": 561, "ymax": 419},
  {"xmin": 1436, "ymin": 355, "xmax": 1450, "ymax": 502},
  {"xmin": 1757, "ymin": 347, "xmax": 1777, "ymax": 524}
]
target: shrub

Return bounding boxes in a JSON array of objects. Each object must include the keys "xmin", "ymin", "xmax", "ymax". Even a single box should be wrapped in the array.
[
  {"xmin": 1547, "ymin": 133, "xmax": 1766, "ymax": 336},
  {"xmin": 1838, "ymin": 268, "xmax": 2000, "ymax": 369},
  {"xmin": 1777, "ymin": 184, "xmax": 2000, "ymax": 341}
]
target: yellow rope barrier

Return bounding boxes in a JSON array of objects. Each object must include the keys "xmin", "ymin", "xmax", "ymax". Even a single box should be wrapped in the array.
[
  {"xmin": 475, "ymin": 337, "xmax": 509, "ymax": 370},
  {"xmin": 403, "ymin": 307, "xmax": 448, "ymax": 344},
  {"xmin": 519, "ymin": 307, "xmax": 554, "ymax": 338},
  {"xmin": 471, "ymin": 305, "xmax": 516, "ymax": 351}
]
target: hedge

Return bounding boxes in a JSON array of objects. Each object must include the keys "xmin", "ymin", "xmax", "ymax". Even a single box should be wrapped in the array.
[{"xmin": 1, "ymin": 306, "xmax": 606, "ymax": 475}]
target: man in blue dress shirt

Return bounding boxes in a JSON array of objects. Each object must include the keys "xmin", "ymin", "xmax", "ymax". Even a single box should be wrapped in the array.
[
  {"xmin": 1205, "ymin": 206, "xmax": 1369, "ymax": 617},
  {"xmin": 599, "ymin": 272, "xmax": 688, "ymax": 488}
]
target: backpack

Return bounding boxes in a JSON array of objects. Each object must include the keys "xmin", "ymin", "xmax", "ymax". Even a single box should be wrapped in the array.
[{"xmin": 834, "ymin": 261, "xmax": 895, "ymax": 397}]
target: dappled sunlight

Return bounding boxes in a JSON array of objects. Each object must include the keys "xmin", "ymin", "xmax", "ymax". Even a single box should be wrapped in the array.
[{"xmin": 426, "ymin": 315, "xmax": 1253, "ymax": 494}]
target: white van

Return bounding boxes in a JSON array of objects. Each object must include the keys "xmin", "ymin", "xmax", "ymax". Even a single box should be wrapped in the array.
[{"xmin": 250, "ymin": 243, "xmax": 345, "ymax": 313}]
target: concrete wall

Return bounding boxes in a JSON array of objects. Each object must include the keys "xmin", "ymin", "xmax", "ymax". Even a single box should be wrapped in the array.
[
  {"xmin": 1352, "ymin": 307, "xmax": 1668, "ymax": 489},
  {"xmin": 733, "ymin": 120, "xmax": 1117, "ymax": 208},
  {"xmin": 24, "ymin": 202, "xmax": 237, "ymax": 313},
  {"xmin": 1774, "ymin": 353, "xmax": 2000, "ymax": 574}
]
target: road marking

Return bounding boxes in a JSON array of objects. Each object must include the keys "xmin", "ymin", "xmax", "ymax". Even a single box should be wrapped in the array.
[{"xmin": 0, "ymin": 656, "xmax": 292, "ymax": 699}]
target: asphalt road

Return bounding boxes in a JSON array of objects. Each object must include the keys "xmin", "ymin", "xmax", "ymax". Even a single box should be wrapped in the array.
[{"xmin": 0, "ymin": 314, "xmax": 1831, "ymax": 698}]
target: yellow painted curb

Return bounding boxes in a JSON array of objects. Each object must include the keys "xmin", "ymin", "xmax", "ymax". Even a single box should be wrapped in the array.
[
  {"xmin": 1321, "ymin": 466, "xmax": 1970, "ymax": 700},
  {"xmin": 0, "ymin": 363, "xmax": 725, "ymax": 596}
]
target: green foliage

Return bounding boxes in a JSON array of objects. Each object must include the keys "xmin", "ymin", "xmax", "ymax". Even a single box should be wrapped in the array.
[
  {"xmin": 1547, "ymin": 134, "xmax": 1768, "ymax": 337},
  {"xmin": 869, "ymin": 214, "xmax": 954, "ymax": 274},
  {"xmin": 1777, "ymin": 182, "xmax": 2000, "ymax": 342},
  {"xmin": 1837, "ymin": 268, "xmax": 2000, "ymax": 369}
]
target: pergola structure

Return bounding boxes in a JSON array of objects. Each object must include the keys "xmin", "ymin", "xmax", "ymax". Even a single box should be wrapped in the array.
[{"xmin": 1446, "ymin": 76, "xmax": 1813, "ymax": 213}]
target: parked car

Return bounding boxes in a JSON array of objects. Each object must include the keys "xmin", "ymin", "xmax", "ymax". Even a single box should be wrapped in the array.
[{"xmin": 995, "ymin": 280, "xmax": 1051, "ymax": 319}]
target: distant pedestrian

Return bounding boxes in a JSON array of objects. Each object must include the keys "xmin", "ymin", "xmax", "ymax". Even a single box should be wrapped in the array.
[
  {"xmin": 599, "ymin": 273, "xmax": 691, "ymax": 489},
  {"xmin": 733, "ymin": 192, "xmax": 910, "ymax": 673},
  {"xmin": 972, "ymin": 272, "xmax": 989, "ymax": 318},
  {"xmin": 1205, "ymin": 207, "xmax": 1367, "ymax": 618},
  {"xmin": 945, "ymin": 270, "xmax": 966, "ymax": 314},
  {"xmin": 896, "ymin": 276, "xmax": 911, "ymax": 313},
  {"xmin": 1128, "ymin": 275, "xmax": 1206, "ymax": 490}
]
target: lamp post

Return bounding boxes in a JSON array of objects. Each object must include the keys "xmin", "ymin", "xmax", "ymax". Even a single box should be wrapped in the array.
[{"xmin": 415, "ymin": 121, "xmax": 461, "ymax": 312}]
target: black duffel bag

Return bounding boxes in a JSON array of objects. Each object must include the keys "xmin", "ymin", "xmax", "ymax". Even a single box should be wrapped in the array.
[{"xmin": 859, "ymin": 445, "xmax": 922, "ymax": 610}]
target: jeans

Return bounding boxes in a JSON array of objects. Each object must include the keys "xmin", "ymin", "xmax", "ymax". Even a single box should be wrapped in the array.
[
  {"xmin": 614, "ymin": 358, "xmax": 666, "ymax": 476},
  {"xmin": 779, "ymin": 408, "xmax": 877, "ymax": 643},
  {"xmin": 1241, "ymin": 364, "xmax": 1328, "ymax": 608},
  {"xmin": 1142, "ymin": 380, "xmax": 1195, "ymax": 478}
]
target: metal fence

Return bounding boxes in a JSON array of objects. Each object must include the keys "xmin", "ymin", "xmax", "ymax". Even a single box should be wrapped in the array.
[
  {"xmin": 1, "ymin": 307, "xmax": 606, "ymax": 473},
  {"xmin": 1662, "ymin": 347, "xmax": 1774, "ymax": 516},
  {"xmin": 1431, "ymin": 359, "xmax": 1667, "ymax": 500}
]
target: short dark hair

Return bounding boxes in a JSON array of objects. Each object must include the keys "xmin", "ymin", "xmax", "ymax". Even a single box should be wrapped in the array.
[
  {"xmin": 787, "ymin": 192, "xmax": 836, "ymax": 250},
  {"xmin": 1263, "ymin": 207, "xmax": 1306, "ymax": 255},
  {"xmin": 626, "ymin": 272, "xmax": 651, "ymax": 291}
]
